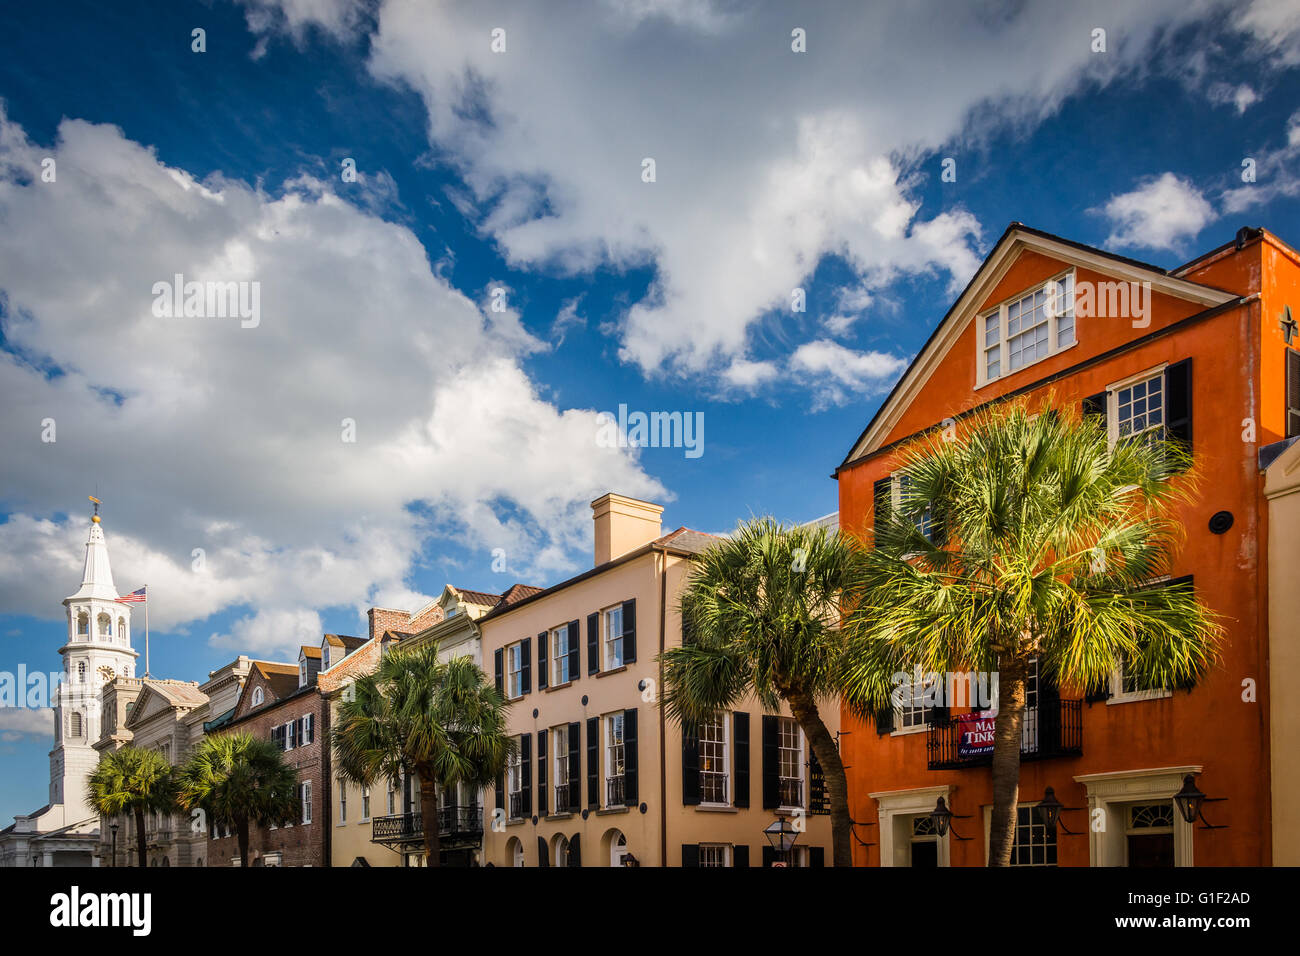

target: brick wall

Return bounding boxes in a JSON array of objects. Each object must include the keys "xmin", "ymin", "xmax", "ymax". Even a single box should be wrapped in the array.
[{"xmin": 206, "ymin": 689, "xmax": 327, "ymax": 868}]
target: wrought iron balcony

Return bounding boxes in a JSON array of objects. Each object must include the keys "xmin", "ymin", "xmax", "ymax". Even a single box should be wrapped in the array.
[
  {"xmin": 605, "ymin": 775, "xmax": 625, "ymax": 808},
  {"xmin": 509, "ymin": 791, "xmax": 525, "ymax": 819},
  {"xmin": 926, "ymin": 699, "xmax": 1082, "ymax": 770},
  {"xmin": 370, "ymin": 804, "xmax": 483, "ymax": 848}
]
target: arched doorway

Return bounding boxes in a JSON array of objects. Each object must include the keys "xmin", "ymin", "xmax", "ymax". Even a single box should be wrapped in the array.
[
  {"xmin": 603, "ymin": 828, "xmax": 629, "ymax": 867},
  {"xmin": 552, "ymin": 833, "xmax": 570, "ymax": 867},
  {"xmin": 505, "ymin": 836, "xmax": 525, "ymax": 867}
]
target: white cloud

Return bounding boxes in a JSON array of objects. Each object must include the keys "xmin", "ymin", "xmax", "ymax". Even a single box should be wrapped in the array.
[
  {"xmin": 0, "ymin": 708, "xmax": 54, "ymax": 741},
  {"xmin": 788, "ymin": 339, "xmax": 908, "ymax": 410},
  {"xmin": 1236, "ymin": 0, "xmax": 1300, "ymax": 66},
  {"xmin": 0, "ymin": 110, "xmax": 662, "ymax": 656},
  {"xmin": 355, "ymin": 0, "xmax": 1237, "ymax": 387},
  {"xmin": 1101, "ymin": 173, "xmax": 1215, "ymax": 252},
  {"xmin": 1221, "ymin": 110, "xmax": 1300, "ymax": 214},
  {"xmin": 1207, "ymin": 82, "xmax": 1260, "ymax": 113},
  {"xmin": 551, "ymin": 296, "xmax": 586, "ymax": 345}
]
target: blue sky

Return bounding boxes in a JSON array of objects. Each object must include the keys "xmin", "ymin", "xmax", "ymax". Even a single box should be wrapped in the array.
[{"xmin": 1, "ymin": 0, "xmax": 1298, "ymax": 820}]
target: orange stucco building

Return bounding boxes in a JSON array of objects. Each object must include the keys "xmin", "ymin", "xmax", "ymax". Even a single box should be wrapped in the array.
[{"xmin": 835, "ymin": 224, "xmax": 1300, "ymax": 867}]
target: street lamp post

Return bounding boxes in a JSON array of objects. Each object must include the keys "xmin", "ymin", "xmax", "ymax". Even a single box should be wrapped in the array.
[
  {"xmin": 763, "ymin": 813, "xmax": 800, "ymax": 867},
  {"xmin": 110, "ymin": 822, "xmax": 119, "ymax": 868}
]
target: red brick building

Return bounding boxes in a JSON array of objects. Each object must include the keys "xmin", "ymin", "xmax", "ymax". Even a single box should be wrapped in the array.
[{"xmin": 204, "ymin": 657, "xmax": 328, "ymax": 867}]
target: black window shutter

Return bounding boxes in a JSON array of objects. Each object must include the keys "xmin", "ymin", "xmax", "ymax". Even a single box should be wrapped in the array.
[
  {"xmin": 810, "ymin": 846, "xmax": 825, "ymax": 867},
  {"xmin": 732, "ymin": 845, "xmax": 749, "ymax": 868},
  {"xmin": 1082, "ymin": 390, "xmax": 1108, "ymax": 429},
  {"xmin": 1165, "ymin": 358, "xmax": 1193, "ymax": 455},
  {"xmin": 536, "ymin": 730, "xmax": 548, "ymax": 816},
  {"xmin": 1288, "ymin": 349, "xmax": 1300, "ymax": 438},
  {"xmin": 493, "ymin": 648, "xmax": 503, "ymax": 696},
  {"xmin": 809, "ymin": 751, "xmax": 829, "ymax": 815},
  {"xmin": 537, "ymin": 836, "xmax": 549, "ymax": 867},
  {"xmin": 733, "ymin": 712, "xmax": 750, "ymax": 809},
  {"xmin": 586, "ymin": 716, "xmax": 599, "ymax": 808},
  {"xmin": 537, "ymin": 630, "xmax": 548, "ymax": 690},
  {"xmin": 622, "ymin": 599, "xmax": 637, "ymax": 663},
  {"xmin": 623, "ymin": 707, "xmax": 638, "ymax": 806},
  {"xmin": 682, "ymin": 726, "xmax": 700, "ymax": 805},
  {"xmin": 873, "ymin": 476, "xmax": 892, "ymax": 534},
  {"xmin": 568, "ymin": 833, "xmax": 581, "ymax": 866},
  {"xmin": 587, "ymin": 612, "xmax": 600, "ymax": 675},
  {"xmin": 566, "ymin": 721, "xmax": 581, "ymax": 811},
  {"xmin": 761, "ymin": 715, "xmax": 779, "ymax": 809},
  {"xmin": 875, "ymin": 707, "xmax": 894, "ymax": 735},
  {"xmin": 520, "ymin": 637, "xmax": 532, "ymax": 695},
  {"xmin": 520, "ymin": 733, "xmax": 532, "ymax": 816},
  {"xmin": 761, "ymin": 845, "xmax": 776, "ymax": 868},
  {"xmin": 681, "ymin": 844, "xmax": 699, "ymax": 868},
  {"xmin": 567, "ymin": 620, "xmax": 580, "ymax": 680},
  {"xmin": 930, "ymin": 701, "xmax": 950, "ymax": 727},
  {"xmin": 495, "ymin": 769, "xmax": 504, "ymax": 811}
]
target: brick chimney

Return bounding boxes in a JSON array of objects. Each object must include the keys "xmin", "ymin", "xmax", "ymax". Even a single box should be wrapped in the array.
[
  {"xmin": 367, "ymin": 607, "xmax": 411, "ymax": 643},
  {"xmin": 591, "ymin": 493, "xmax": 663, "ymax": 566}
]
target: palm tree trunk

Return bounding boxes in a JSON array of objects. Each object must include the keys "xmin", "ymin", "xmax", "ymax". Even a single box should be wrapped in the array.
[
  {"xmin": 785, "ymin": 688, "xmax": 853, "ymax": 867},
  {"xmin": 988, "ymin": 656, "xmax": 1027, "ymax": 867},
  {"xmin": 134, "ymin": 807, "xmax": 148, "ymax": 868},
  {"xmin": 236, "ymin": 816, "xmax": 250, "ymax": 868},
  {"xmin": 419, "ymin": 776, "xmax": 441, "ymax": 868}
]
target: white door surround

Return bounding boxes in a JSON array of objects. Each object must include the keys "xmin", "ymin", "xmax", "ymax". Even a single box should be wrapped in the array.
[
  {"xmin": 869, "ymin": 785, "xmax": 952, "ymax": 867},
  {"xmin": 1073, "ymin": 765, "xmax": 1202, "ymax": 867}
]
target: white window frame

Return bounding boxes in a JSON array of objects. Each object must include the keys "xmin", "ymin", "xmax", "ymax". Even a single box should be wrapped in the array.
[
  {"xmin": 506, "ymin": 738, "xmax": 524, "ymax": 817},
  {"xmin": 977, "ymin": 270, "xmax": 1077, "ymax": 387},
  {"xmin": 602, "ymin": 604, "xmax": 624, "ymax": 671},
  {"xmin": 699, "ymin": 712, "xmax": 730, "ymax": 806},
  {"xmin": 553, "ymin": 725, "xmax": 570, "ymax": 809},
  {"xmin": 506, "ymin": 641, "xmax": 525, "ymax": 699},
  {"xmin": 892, "ymin": 671, "xmax": 935, "ymax": 735},
  {"xmin": 338, "ymin": 780, "xmax": 347, "ymax": 825},
  {"xmin": 360, "ymin": 786, "xmax": 370, "ymax": 821},
  {"xmin": 698, "ymin": 843, "xmax": 731, "ymax": 867},
  {"xmin": 776, "ymin": 717, "xmax": 805, "ymax": 811},
  {"xmin": 1105, "ymin": 364, "xmax": 1169, "ymax": 449},
  {"xmin": 550, "ymin": 626, "xmax": 571, "ymax": 685},
  {"xmin": 1108, "ymin": 573, "xmax": 1174, "ymax": 705},
  {"xmin": 301, "ymin": 780, "xmax": 312, "ymax": 825},
  {"xmin": 251, "ymin": 686, "xmax": 263, "ymax": 707},
  {"xmin": 604, "ymin": 712, "xmax": 626, "ymax": 808}
]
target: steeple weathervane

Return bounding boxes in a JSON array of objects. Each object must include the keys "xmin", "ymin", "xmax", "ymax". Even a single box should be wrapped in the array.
[{"xmin": 89, "ymin": 495, "xmax": 101, "ymax": 524}]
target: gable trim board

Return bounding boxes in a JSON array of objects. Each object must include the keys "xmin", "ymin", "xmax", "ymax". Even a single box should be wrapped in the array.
[{"xmin": 837, "ymin": 224, "xmax": 1241, "ymax": 472}]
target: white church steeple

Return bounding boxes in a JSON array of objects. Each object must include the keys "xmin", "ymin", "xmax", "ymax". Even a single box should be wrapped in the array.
[{"xmin": 51, "ymin": 500, "xmax": 138, "ymax": 819}]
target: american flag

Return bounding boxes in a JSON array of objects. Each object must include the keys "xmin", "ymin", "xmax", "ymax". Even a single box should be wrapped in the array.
[{"xmin": 115, "ymin": 586, "xmax": 147, "ymax": 605}]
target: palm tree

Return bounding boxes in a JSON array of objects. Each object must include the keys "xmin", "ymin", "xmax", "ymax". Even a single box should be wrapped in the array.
[
  {"xmin": 86, "ymin": 745, "xmax": 178, "ymax": 868},
  {"xmin": 841, "ymin": 398, "xmax": 1220, "ymax": 866},
  {"xmin": 661, "ymin": 518, "xmax": 857, "ymax": 866},
  {"xmin": 333, "ymin": 646, "xmax": 513, "ymax": 867},
  {"xmin": 176, "ymin": 732, "xmax": 300, "ymax": 867}
]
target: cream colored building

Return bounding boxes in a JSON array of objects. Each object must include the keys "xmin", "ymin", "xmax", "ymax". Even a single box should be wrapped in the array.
[
  {"xmin": 1264, "ymin": 435, "xmax": 1300, "ymax": 865},
  {"xmin": 479, "ymin": 493, "xmax": 838, "ymax": 867},
  {"xmin": 324, "ymin": 589, "xmax": 511, "ymax": 867},
  {"xmin": 93, "ymin": 656, "xmax": 253, "ymax": 867}
]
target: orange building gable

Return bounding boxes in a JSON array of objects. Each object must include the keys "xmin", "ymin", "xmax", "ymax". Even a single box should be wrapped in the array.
[{"xmin": 835, "ymin": 223, "xmax": 1300, "ymax": 867}]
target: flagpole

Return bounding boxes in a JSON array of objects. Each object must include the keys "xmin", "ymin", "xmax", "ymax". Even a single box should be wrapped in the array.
[{"xmin": 144, "ymin": 585, "xmax": 150, "ymax": 678}]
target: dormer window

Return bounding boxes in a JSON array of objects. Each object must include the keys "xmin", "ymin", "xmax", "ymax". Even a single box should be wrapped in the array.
[{"xmin": 979, "ymin": 272, "xmax": 1075, "ymax": 386}]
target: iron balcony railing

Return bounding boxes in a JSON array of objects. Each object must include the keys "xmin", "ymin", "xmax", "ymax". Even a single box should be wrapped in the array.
[
  {"xmin": 926, "ymin": 698, "xmax": 1082, "ymax": 770},
  {"xmin": 509, "ymin": 791, "xmax": 525, "ymax": 819},
  {"xmin": 370, "ymin": 804, "xmax": 484, "ymax": 846},
  {"xmin": 605, "ymin": 775, "xmax": 625, "ymax": 807}
]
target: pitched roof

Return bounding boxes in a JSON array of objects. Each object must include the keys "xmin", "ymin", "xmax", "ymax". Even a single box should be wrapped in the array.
[
  {"xmin": 323, "ymin": 633, "xmax": 367, "ymax": 651},
  {"xmin": 251, "ymin": 661, "xmax": 300, "ymax": 701},
  {"xmin": 836, "ymin": 222, "xmax": 1239, "ymax": 470},
  {"xmin": 654, "ymin": 527, "xmax": 719, "ymax": 555},
  {"xmin": 452, "ymin": 587, "xmax": 503, "ymax": 607},
  {"xmin": 140, "ymin": 680, "xmax": 207, "ymax": 708},
  {"xmin": 495, "ymin": 583, "xmax": 543, "ymax": 608}
]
